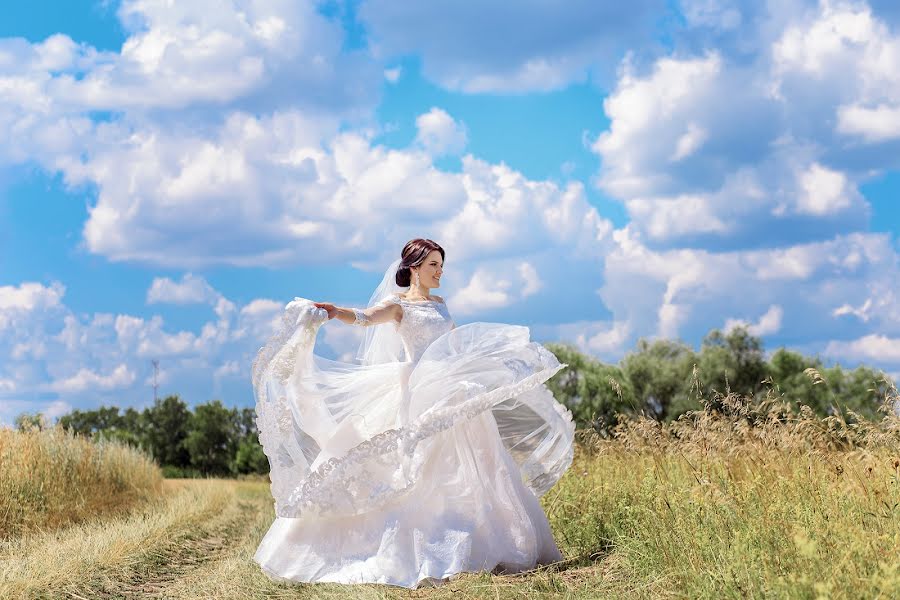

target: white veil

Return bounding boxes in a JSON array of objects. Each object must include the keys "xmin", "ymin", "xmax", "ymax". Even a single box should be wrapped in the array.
[{"xmin": 354, "ymin": 257, "xmax": 408, "ymax": 366}]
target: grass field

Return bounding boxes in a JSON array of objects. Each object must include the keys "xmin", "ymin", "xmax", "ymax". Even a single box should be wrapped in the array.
[
  {"xmin": 0, "ymin": 425, "xmax": 162, "ymax": 539},
  {"xmin": 4, "ymin": 390, "xmax": 900, "ymax": 598}
]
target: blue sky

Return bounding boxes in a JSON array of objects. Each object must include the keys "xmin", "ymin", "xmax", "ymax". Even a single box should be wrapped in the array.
[{"xmin": 2, "ymin": 0, "xmax": 900, "ymax": 424}]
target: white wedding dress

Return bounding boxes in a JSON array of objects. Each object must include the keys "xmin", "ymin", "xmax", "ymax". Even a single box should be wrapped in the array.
[{"xmin": 252, "ymin": 293, "xmax": 575, "ymax": 589}]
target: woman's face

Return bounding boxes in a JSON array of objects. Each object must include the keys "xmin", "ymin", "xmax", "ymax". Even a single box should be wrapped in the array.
[{"xmin": 415, "ymin": 250, "xmax": 443, "ymax": 288}]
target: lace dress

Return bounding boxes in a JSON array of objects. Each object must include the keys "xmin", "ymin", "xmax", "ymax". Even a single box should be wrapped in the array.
[{"xmin": 252, "ymin": 293, "xmax": 575, "ymax": 589}]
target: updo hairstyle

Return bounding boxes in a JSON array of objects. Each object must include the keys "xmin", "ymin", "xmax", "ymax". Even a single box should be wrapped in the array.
[{"xmin": 395, "ymin": 238, "xmax": 445, "ymax": 287}]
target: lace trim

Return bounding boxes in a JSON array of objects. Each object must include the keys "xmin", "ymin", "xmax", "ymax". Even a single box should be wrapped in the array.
[
  {"xmin": 279, "ymin": 361, "xmax": 571, "ymax": 518},
  {"xmin": 352, "ymin": 308, "xmax": 371, "ymax": 326},
  {"xmin": 252, "ymin": 299, "xmax": 328, "ymax": 511}
]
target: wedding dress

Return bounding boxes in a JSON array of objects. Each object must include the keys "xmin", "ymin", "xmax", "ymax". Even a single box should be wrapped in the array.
[{"xmin": 251, "ymin": 264, "xmax": 575, "ymax": 589}]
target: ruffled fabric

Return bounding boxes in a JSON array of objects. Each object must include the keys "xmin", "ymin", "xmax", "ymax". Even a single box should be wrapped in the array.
[
  {"xmin": 252, "ymin": 296, "xmax": 575, "ymax": 588},
  {"xmin": 252, "ymin": 297, "xmax": 574, "ymax": 520},
  {"xmin": 254, "ymin": 410, "xmax": 563, "ymax": 588}
]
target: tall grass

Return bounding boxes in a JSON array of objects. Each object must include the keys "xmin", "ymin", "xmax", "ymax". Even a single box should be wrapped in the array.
[
  {"xmin": 539, "ymin": 377, "xmax": 900, "ymax": 598},
  {"xmin": 0, "ymin": 425, "xmax": 163, "ymax": 539}
]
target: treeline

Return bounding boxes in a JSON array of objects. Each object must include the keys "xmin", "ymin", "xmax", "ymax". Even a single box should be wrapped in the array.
[
  {"xmin": 47, "ymin": 397, "xmax": 268, "ymax": 477},
  {"xmin": 12, "ymin": 326, "xmax": 894, "ymax": 476},
  {"xmin": 545, "ymin": 326, "xmax": 895, "ymax": 435}
]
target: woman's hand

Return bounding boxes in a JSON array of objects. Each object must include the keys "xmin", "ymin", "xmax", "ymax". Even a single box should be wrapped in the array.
[{"xmin": 313, "ymin": 302, "xmax": 338, "ymax": 319}]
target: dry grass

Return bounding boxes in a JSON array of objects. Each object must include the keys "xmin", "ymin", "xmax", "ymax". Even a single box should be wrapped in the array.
[
  {"xmin": 0, "ymin": 425, "xmax": 163, "ymax": 539},
  {"xmin": 0, "ymin": 478, "xmax": 239, "ymax": 597},
  {"xmin": 6, "ymin": 381, "xmax": 900, "ymax": 597}
]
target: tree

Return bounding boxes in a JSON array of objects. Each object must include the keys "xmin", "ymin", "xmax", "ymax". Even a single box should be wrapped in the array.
[
  {"xmin": 231, "ymin": 406, "xmax": 268, "ymax": 475},
  {"xmin": 545, "ymin": 343, "xmax": 637, "ymax": 434},
  {"xmin": 184, "ymin": 400, "xmax": 239, "ymax": 475},
  {"xmin": 699, "ymin": 327, "xmax": 767, "ymax": 402},
  {"xmin": 823, "ymin": 364, "xmax": 887, "ymax": 420},
  {"xmin": 143, "ymin": 395, "xmax": 191, "ymax": 468},
  {"xmin": 767, "ymin": 348, "xmax": 831, "ymax": 413},
  {"xmin": 58, "ymin": 405, "xmax": 125, "ymax": 436},
  {"xmin": 621, "ymin": 338, "xmax": 697, "ymax": 420},
  {"xmin": 232, "ymin": 438, "xmax": 269, "ymax": 474}
]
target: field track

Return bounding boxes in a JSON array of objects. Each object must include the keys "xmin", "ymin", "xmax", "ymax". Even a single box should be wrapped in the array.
[{"xmin": 2, "ymin": 479, "xmax": 591, "ymax": 599}]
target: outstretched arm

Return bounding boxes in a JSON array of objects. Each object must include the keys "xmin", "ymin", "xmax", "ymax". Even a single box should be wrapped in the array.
[{"xmin": 313, "ymin": 300, "xmax": 401, "ymax": 326}]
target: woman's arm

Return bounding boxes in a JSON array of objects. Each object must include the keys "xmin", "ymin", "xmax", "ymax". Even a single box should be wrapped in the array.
[{"xmin": 313, "ymin": 300, "xmax": 401, "ymax": 326}]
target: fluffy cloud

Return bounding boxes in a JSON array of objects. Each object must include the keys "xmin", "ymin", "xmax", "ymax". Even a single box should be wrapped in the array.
[
  {"xmin": 147, "ymin": 273, "xmax": 223, "ymax": 305},
  {"xmin": 0, "ymin": 0, "xmax": 378, "ymax": 115},
  {"xmin": 825, "ymin": 334, "xmax": 900, "ymax": 364},
  {"xmin": 46, "ymin": 365, "xmax": 136, "ymax": 394},
  {"xmin": 0, "ymin": 278, "xmax": 297, "ymax": 425},
  {"xmin": 597, "ymin": 229, "xmax": 900, "ymax": 346},
  {"xmin": 415, "ymin": 107, "xmax": 467, "ymax": 156},
  {"xmin": 587, "ymin": 1, "xmax": 900, "ymax": 249},
  {"xmin": 725, "ymin": 305, "xmax": 784, "ymax": 336}
]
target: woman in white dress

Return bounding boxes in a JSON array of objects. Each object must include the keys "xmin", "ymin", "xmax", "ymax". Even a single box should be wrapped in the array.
[{"xmin": 252, "ymin": 238, "xmax": 575, "ymax": 589}]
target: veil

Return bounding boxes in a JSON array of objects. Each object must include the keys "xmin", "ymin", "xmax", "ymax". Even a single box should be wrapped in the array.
[{"xmin": 354, "ymin": 257, "xmax": 408, "ymax": 366}]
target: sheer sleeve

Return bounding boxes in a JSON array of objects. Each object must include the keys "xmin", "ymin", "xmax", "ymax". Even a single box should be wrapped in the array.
[
  {"xmin": 355, "ymin": 294, "xmax": 405, "ymax": 365},
  {"xmin": 352, "ymin": 295, "xmax": 400, "ymax": 326}
]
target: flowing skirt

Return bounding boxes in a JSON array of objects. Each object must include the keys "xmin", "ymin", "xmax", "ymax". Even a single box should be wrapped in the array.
[{"xmin": 251, "ymin": 298, "xmax": 575, "ymax": 589}]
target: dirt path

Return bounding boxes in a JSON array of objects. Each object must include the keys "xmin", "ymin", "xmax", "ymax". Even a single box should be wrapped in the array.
[
  {"xmin": 110, "ymin": 484, "xmax": 262, "ymax": 598},
  {"xmin": 3, "ymin": 479, "xmax": 600, "ymax": 600}
]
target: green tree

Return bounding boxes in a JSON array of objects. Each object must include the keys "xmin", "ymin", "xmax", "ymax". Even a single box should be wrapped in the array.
[
  {"xmin": 184, "ymin": 400, "xmax": 239, "ymax": 475},
  {"xmin": 232, "ymin": 438, "xmax": 269, "ymax": 474},
  {"xmin": 621, "ymin": 338, "xmax": 698, "ymax": 420},
  {"xmin": 230, "ymin": 406, "xmax": 268, "ymax": 475},
  {"xmin": 699, "ymin": 326, "xmax": 767, "ymax": 403},
  {"xmin": 545, "ymin": 343, "xmax": 637, "ymax": 434},
  {"xmin": 822, "ymin": 364, "xmax": 888, "ymax": 420},
  {"xmin": 767, "ymin": 348, "xmax": 831, "ymax": 413},
  {"xmin": 58, "ymin": 405, "xmax": 125, "ymax": 436},
  {"xmin": 143, "ymin": 395, "xmax": 191, "ymax": 468}
]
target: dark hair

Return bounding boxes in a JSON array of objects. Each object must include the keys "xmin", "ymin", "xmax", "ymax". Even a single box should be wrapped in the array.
[{"xmin": 396, "ymin": 238, "xmax": 445, "ymax": 287}]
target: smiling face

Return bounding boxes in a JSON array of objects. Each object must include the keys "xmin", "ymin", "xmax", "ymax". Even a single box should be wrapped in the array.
[{"xmin": 414, "ymin": 250, "xmax": 444, "ymax": 288}]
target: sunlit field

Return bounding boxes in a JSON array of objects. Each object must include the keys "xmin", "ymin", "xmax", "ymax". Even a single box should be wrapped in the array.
[
  {"xmin": 4, "ymin": 385, "xmax": 900, "ymax": 598},
  {"xmin": 0, "ymin": 425, "xmax": 163, "ymax": 539}
]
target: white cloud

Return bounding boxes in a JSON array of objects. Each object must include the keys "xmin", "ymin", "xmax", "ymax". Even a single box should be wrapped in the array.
[
  {"xmin": 0, "ymin": 400, "xmax": 73, "ymax": 428},
  {"xmin": 725, "ymin": 304, "xmax": 784, "ymax": 336},
  {"xmin": 599, "ymin": 229, "xmax": 900, "ymax": 346},
  {"xmin": 0, "ymin": 278, "xmax": 299, "ymax": 414},
  {"xmin": 593, "ymin": 52, "xmax": 726, "ymax": 198},
  {"xmin": 0, "ymin": 282, "xmax": 66, "ymax": 329},
  {"xmin": 825, "ymin": 334, "xmax": 900, "ymax": 364},
  {"xmin": 46, "ymin": 364, "xmax": 135, "ymax": 393},
  {"xmin": 591, "ymin": 3, "xmax": 900, "ymax": 247},
  {"xmin": 147, "ymin": 273, "xmax": 221, "ymax": 305},
  {"xmin": 12, "ymin": 0, "xmax": 377, "ymax": 114},
  {"xmin": 833, "ymin": 298, "xmax": 873, "ymax": 322},
  {"xmin": 837, "ymin": 103, "xmax": 900, "ymax": 142},
  {"xmin": 449, "ymin": 268, "xmax": 513, "ymax": 314},
  {"xmin": 440, "ymin": 158, "xmax": 614, "ymax": 263},
  {"xmin": 518, "ymin": 262, "xmax": 542, "ymax": 297},
  {"xmin": 415, "ymin": 108, "xmax": 467, "ymax": 156},
  {"xmin": 213, "ymin": 360, "xmax": 241, "ymax": 379},
  {"xmin": 795, "ymin": 162, "xmax": 857, "ymax": 216},
  {"xmin": 671, "ymin": 122, "xmax": 709, "ymax": 161},
  {"xmin": 583, "ymin": 320, "xmax": 633, "ymax": 355}
]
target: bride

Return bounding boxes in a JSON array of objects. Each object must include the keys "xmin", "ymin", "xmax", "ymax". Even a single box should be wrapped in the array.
[{"xmin": 252, "ymin": 238, "xmax": 575, "ymax": 589}]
